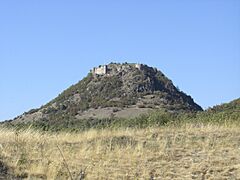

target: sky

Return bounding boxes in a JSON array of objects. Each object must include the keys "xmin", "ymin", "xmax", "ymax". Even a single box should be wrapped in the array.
[{"xmin": 0, "ymin": 0, "xmax": 240, "ymax": 121}]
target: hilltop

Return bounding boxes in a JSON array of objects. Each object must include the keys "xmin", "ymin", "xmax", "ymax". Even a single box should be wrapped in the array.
[{"xmin": 9, "ymin": 63, "xmax": 202, "ymax": 126}]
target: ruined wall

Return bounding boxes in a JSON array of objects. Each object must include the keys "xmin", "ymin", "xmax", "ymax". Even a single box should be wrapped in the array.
[
  {"xmin": 92, "ymin": 63, "xmax": 144, "ymax": 76},
  {"xmin": 92, "ymin": 65, "xmax": 108, "ymax": 75}
]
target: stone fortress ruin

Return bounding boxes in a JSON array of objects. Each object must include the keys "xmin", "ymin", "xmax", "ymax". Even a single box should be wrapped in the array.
[
  {"xmin": 91, "ymin": 63, "xmax": 144, "ymax": 76},
  {"xmin": 92, "ymin": 65, "xmax": 108, "ymax": 75}
]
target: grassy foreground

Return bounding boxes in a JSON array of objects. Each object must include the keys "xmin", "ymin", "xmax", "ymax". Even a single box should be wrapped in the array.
[{"xmin": 0, "ymin": 123, "xmax": 240, "ymax": 179}]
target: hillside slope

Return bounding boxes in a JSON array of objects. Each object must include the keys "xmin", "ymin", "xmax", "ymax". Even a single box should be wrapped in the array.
[
  {"xmin": 209, "ymin": 98, "xmax": 240, "ymax": 112},
  {"xmin": 11, "ymin": 63, "xmax": 202, "ymax": 124},
  {"xmin": 193, "ymin": 98, "xmax": 240, "ymax": 123}
]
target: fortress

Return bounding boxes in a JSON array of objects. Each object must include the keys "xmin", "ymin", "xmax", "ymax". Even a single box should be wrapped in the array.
[
  {"xmin": 92, "ymin": 65, "xmax": 108, "ymax": 75},
  {"xmin": 92, "ymin": 63, "xmax": 143, "ymax": 75}
]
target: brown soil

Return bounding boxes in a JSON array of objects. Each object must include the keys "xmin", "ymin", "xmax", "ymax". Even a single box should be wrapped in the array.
[{"xmin": 0, "ymin": 161, "xmax": 17, "ymax": 180}]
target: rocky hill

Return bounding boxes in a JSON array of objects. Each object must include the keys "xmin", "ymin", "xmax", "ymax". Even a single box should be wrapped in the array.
[{"xmin": 11, "ymin": 63, "xmax": 202, "ymax": 124}]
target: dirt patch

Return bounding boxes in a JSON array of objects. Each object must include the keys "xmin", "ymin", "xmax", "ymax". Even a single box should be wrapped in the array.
[
  {"xmin": 76, "ymin": 106, "xmax": 153, "ymax": 119},
  {"xmin": 0, "ymin": 161, "xmax": 8, "ymax": 179},
  {"xmin": 0, "ymin": 161, "xmax": 17, "ymax": 180}
]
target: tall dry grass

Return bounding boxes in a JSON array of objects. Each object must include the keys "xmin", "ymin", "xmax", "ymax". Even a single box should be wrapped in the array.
[{"xmin": 0, "ymin": 123, "xmax": 240, "ymax": 179}]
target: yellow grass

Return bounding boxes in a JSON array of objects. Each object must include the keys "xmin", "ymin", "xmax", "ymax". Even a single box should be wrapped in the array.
[{"xmin": 0, "ymin": 123, "xmax": 240, "ymax": 179}]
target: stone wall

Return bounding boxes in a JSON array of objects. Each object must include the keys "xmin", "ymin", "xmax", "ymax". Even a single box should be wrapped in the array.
[
  {"xmin": 92, "ymin": 63, "xmax": 144, "ymax": 75},
  {"xmin": 92, "ymin": 65, "xmax": 108, "ymax": 75}
]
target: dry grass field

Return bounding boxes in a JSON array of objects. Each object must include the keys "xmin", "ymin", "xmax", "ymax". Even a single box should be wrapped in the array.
[{"xmin": 0, "ymin": 123, "xmax": 240, "ymax": 179}]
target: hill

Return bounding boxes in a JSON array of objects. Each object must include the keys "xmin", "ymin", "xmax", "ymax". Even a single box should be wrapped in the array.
[
  {"xmin": 189, "ymin": 98, "xmax": 240, "ymax": 124},
  {"xmin": 208, "ymin": 98, "xmax": 240, "ymax": 113},
  {"xmin": 9, "ymin": 63, "xmax": 202, "ymax": 126},
  {"xmin": 1, "ymin": 98, "xmax": 240, "ymax": 178},
  {"xmin": 1, "ymin": 97, "xmax": 239, "ymax": 178}
]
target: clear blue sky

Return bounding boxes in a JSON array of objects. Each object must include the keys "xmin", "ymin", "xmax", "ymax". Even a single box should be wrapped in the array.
[{"xmin": 0, "ymin": 0, "xmax": 240, "ymax": 121}]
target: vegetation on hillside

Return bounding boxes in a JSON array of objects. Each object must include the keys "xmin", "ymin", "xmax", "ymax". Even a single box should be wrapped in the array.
[
  {"xmin": 189, "ymin": 98, "xmax": 240, "ymax": 124},
  {"xmin": 0, "ymin": 99, "xmax": 239, "ymax": 179},
  {"xmin": 12, "ymin": 63, "xmax": 202, "ymax": 124},
  {"xmin": 3, "ymin": 98, "xmax": 240, "ymax": 132}
]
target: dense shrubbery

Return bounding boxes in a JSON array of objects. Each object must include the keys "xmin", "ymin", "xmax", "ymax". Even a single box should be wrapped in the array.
[
  {"xmin": 46, "ymin": 73, "xmax": 140, "ymax": 113},
  {"xmin": 1, "ymin": 110, "xmax": 174, "ymax": 132},
  {"xmin": 2, "ymin": 100, "xmax": 239, "ymax": 132}
]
